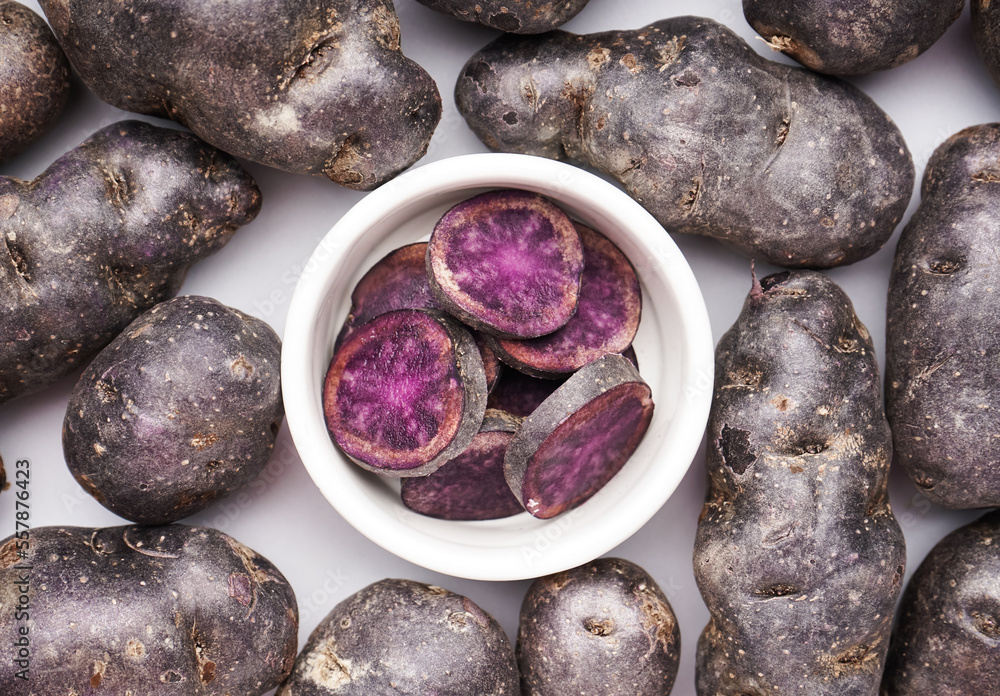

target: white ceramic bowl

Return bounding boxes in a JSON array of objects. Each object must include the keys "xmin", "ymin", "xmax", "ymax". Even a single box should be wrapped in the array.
[{"xmin": 282, "ymin": 153, "xmax": 714, "ymax": 581}]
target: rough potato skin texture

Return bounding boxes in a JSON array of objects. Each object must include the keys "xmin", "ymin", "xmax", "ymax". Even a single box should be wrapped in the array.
[
  {"xmin": 974, "ymin": 0, "xmax": 1000, "ymax": 89},
  {"xmin": 278, "ymin": 578, "xmax": 519, "ymax": 695},
  {"xmin": 518, "ymin": 557, "xmax": 680, "ymax": 696},
  {"xmin": 881, "ymin": 511, "xmax": 1000, "ymax": 695},
  {"xmin": 0, "ymin": 120, "xmax": 260, "ymax": 405},
  {"xmin": 0, "ymin": 0, "xmax": 69, "ymax": 163},
  {"xmin": 886, "ymin": 125, "xmax": 1000, "ymax": 508},
  {"xmin": 39, "ymin": 0, "xmax": 441, "ymax": 190},
  {"xmin": 694, "ymin": 271, "xmax": 905, "ymax": 696},
  {"xmin": 455, "ymin": 17, "xmax": 914, "ymax": 268},
  {"xmin": 62, "ymin": 296, "xmax": 283, "ymax": 524},
  {"xmin": 415, "ymin": 0, "xmax": 589, "ymax": 34},
  {"xmin": 0, "ymin": 524, "xmax": 298, "ymax": 693},
  {"xmin": 744, "ymin": 0, "xmax": 963, "ymax": 75}
]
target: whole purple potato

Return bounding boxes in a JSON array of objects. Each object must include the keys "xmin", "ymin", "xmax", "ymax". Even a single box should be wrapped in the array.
[
  {"xmin": 886, "ymin": 124, "xmax": 1000, "ymax": 508},
  {"xmin": 62, "ymin": 296, "xmax": 283, "ymax": 524},
  {"xmin": 415, "ymin": 0, "xmax": 590, "ymax": 34},
  {"xmin": 0, "ymin": 0, "xmax": 69, "ymax": 162},
  {"xmin": 278, "ymin": 578, "xmax": 519, "ymax": 695},
  {"xmin": 38, "ymin": 0, "xmax": 441, "ymax": 189},
  {"xmin": 881, "ymin": 511, "xmax": 1000, "ymax": 695},
  {"xmin": 974, "ymin": 0, "xmax": 1000, "ymax": 89},
  {"xmin": 0, "ymin": 120, "xmax": 260, "ymax": 404},
  {"xmin": 518, "ymin": 557, "xmax": 680, "ymax": 695},
  {"xmin": 694, "ymin": 271, "xmax": 905, "ymax": 695},
  {"xmin": 455, "ymin": 17, "xmax": 914, "ymax": 269},
  {"xmin": 0, "ymin": 524, "xmax": 298, "ymax": 693},
  {"xmin": 744, "ymin": 0, "xmax": 964, "ymax": 75}
]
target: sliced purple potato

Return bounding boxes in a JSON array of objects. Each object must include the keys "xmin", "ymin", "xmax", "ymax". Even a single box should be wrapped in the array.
[
  {"xmin": 505, "ymin": 354, "xmax": 654, "ymax": 518},
  {"xmin": 490, "ymin": 223, "xmax": 641, "ymax": 378},
  {"xmin": 335, "ymin": 242, "xmax": 443, "ymax": 350},
  {"xmin": 336, "ymin": 242, "xmax": 502, "ymax": 392},
  {"xmin": 401, "ymin": 409, "xmax": 524, "ymax": 520},
  {"xmin": 487, "ymin": 368, "xmax": 561, "ymax": 418},
  {"xmin": 487, "ymin": 345, "xmax": 639, "ymax": 418},
  {"xmin": 427, "ymin": 189, "xmax": 584, "ymax": 339},
  {"xmin": 474, "ymin": 331, "xmax": 504, "ymax": 394},
  {"xmin": 621, "ymin": 344, "xmax": 639, "ymax": 370},
  {"xmin": 323, "ymin": 309, "xmax": 487, "ymax": 477}
]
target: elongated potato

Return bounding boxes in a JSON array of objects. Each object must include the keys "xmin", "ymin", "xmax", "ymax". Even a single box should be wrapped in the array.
[
  {"xmin": 455, "ymin": 17, "xmax": 914, "ymax": 268},
  {"xmin": 415, "ymin": 0, "xmax": 590, "ymax": 34},
  {"xmin": 0, "ymin": 120, "xmax": 260, "ymax": 404},
  {"xmin": 881, "ymin": 510, "xmax": 1000, "ymax": 695},
  {"xmin": 0, "ymin": 524, "xmax": 298, "ymax": 693},
  {"xmin": 694, "ymin": 271, "xmax": 905, "ymax": 695},
  {"xmin": 886, "ymin": 124, "xmax": 1000, "ymax": 509},
  {"xmin": 39, "ymin": 0, "xmax": 441, "ymax": 189}
]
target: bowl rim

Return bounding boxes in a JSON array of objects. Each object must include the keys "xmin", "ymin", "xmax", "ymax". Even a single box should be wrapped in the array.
[{"xmin": 282, "ymin": 152, "xmax": 714, "ymax": 581}]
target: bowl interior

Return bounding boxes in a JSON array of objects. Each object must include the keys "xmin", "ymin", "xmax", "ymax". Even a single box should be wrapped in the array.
[{"xmin": 283, "ymin": 155, "xmax": 713, "ymax": 581}]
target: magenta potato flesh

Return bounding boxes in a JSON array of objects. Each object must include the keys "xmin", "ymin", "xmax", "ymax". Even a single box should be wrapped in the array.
[
  {"xmin": 491, "ymin": 223, "xmax": 641, "ymax": 377},
  {"xmin": 401, "ymin": 409, "xmax": 524, "ymax": 520},
  {"xmin": 505, "ymin": 354, "xmax": 653, "ymax": 518},
  {"xmin": 324, "ymin": 309, "xmax": 487, "ymax": 477},
  {"xmin": 427, "ymin": 189, "xmax": 584, "ymax": 338}
]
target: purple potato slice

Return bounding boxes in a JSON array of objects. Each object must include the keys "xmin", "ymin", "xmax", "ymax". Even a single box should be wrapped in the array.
[
  {"xmin": 323, "ymin": 309, "xmax": 487, "ymax": 477},
  {"xmin": 335, "ymin": 242, "xmax": 443, "ymax": 349},
  {"xmin": 427, "ymin": 189, "xmax": 584, "ymax": 339},
  {"xmin": 401, "ymin": 409, "xmax": 524, "ymax": 520},
  {"xmin": 490, "ymin": 223, "xmax": 641, "ymax": 378},
  {"xmin": 336, "ymin": 242, "xmax": 502, "ymax": 392},
  {"xmin": 505, "ymin": 354, "xmax": 654, "ymax": 518},
  {"xmin": 487, "ymin": 346, "xmax": 638, "ymax": 417},
  {"xmin": 487, "ymin": 368, "xmax": 562, "ymax": 417}
]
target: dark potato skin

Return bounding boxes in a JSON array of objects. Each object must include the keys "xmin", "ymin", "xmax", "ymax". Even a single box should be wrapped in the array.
[
  {"xmin": 455, "ymin": 17, "xmax": 914, "ymax": 269},
  {"xmin": 886, "ymin": 124, "xmax": 1000, "ymax": 509},
  {"xmin": 974, "ymin": 0, "xmax": 1000, "ymax": 89},
  {"xmin": 415, "ymin": 0, "xmax": 590, "ymax": 34},
  {"xmin": 0, "ymin": 524, "xmax": 298, "ymax": 694},
  {"xmin": 744, "ymin": 0, "xmax": 964, "ymax": 75},
  {"xmin": 0, "ymin": 120, "xmax": 260, "ymax": 405},
  {"xmin": 518, "ymin": 557, "xmax": 680, "ymax": 696},
  {"xmin": 0, "ymin": 0, "xmax": 70, "ymax": 163},
  {"xmin": 694, "ymin": 271, "xmax": 905, "ymax": 695},
  {"xmin": 278, "ymin": 578, "xmax": 519, "ymax": 695},
  {"xmin": 62, "ymin": 296, "xmax": 283, "ymax": 524},
  {"xmin": 881, "ymin": 511, "xmax": 1000, "ymax": 695},
  {"xmin": 38, "ymin": 0, "xmax": 442, "ymax": 189}
]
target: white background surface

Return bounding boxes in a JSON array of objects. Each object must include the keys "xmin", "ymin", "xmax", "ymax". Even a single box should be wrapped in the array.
[{"xmin": 0, "ymin": 0, "xmax": 995, "ymax": 692}]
